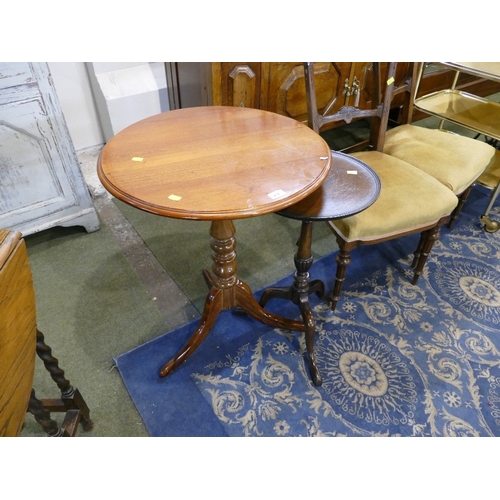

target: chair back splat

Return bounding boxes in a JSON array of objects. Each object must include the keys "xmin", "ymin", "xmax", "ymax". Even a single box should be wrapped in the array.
[
  {"xmin": 304, "ymin": 62, "xmax": 397, "ymax": 152},
  {"xmin": 389, "ymin": 62, "xmax": 421, "ymax": 126}
]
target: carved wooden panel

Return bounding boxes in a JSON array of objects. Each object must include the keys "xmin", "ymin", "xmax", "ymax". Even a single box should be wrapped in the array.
[
  {"xmin": 264, "ymin": 62, "xmax": 350, "ymax": 125},
  {"xmin": 0, "ymin": 99, "xmax": 77, "ymax": 221},
  {"xmin": 0, "ymin": 62, "xmax": 34, "ymax": 89},
  {"xmin": 211, "ymin": 63, "xmax": 261, "ymax": 108},
  {"xmin": 228, "ymin": 64, "xmax": 257, "ymax": 108},
  {"xmin": 206, "ymin": 62, "xmax": 500, "ymax": 125}
]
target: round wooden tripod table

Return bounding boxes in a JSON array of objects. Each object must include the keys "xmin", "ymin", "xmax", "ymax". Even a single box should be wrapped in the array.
[{"xmin": 97, "ymin": 106, "xmax": 332, "ymax": 377}]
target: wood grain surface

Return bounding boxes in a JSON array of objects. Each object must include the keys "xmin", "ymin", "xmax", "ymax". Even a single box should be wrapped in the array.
[{"xmin": 0, "ymin": 230, "xmax": 37, "ymax": 436}]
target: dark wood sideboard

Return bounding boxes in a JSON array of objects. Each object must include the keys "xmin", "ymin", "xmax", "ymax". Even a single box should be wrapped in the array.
[{"xmin": 166, "ymin": 62, "xmax": 500, "ymax": 127}]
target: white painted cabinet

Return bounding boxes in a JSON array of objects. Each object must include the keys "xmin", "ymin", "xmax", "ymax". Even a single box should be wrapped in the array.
[{"xmin": 0, "ymin": 62, "xmax": 99, "ymax": 236}]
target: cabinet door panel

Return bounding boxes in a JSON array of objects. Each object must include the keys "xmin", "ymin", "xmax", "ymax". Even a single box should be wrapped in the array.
[
  {"xmin": 0, "ymin": 98, "xmax": 77, "ymax": 220},
  {"xmin": 227, "ymin": 64, "xmax": 258, "ymax": 108},
  {"xmin": 344, "ymin": 62, "xmax": 412, "ymax": 110},
  {"xmin": 0, "ymin": 63, "xmax": 99, "ymax": 235},
  {"xmin": 345, "ymin": 62, "xmax": 372, "ymax": 108},
  {"xmin": 212, "ymin": 63, "xmax": 261, "ymax": 108},
  {"xmin": 0, "ymin": 62, "xmax": 34, "ymax": 90}
]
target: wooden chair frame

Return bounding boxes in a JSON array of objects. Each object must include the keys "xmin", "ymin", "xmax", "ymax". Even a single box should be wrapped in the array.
[{"xmin": 303, "ymin": 62, "xmax": 455, "ymax": 311}]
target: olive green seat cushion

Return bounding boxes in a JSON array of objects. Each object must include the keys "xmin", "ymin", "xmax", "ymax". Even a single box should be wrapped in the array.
[
  {"xmin": 329, "ymin": 151, "xmax": 459, "ymax": 242},
  {"xmin": 384, "ymin": 124, "xmax": 496, "ymax": 194}
]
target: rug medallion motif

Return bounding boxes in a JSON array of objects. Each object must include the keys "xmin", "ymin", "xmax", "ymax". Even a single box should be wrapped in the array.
[{"xmin": 192, "ymin": 200, "xmax": 500, "ymax": 436}]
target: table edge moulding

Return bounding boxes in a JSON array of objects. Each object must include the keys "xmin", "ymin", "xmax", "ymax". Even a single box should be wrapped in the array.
[{"xmin": 98, "ymin": 106, "xmax": 331, "ymax": 220}]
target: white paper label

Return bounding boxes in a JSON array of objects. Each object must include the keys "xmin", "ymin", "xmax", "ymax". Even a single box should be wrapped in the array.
[{"xmin": 268, "ymin": 189, "xmax": 286, "ymax": 199}]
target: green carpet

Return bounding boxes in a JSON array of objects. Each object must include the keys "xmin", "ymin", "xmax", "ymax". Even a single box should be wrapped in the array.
[
  {"xmin": 113, "ymin": 202, "xmax": 339, "ymax": 313},
  {"xmin": 22, "ymin": 221, "xmax": 166, "ymax": 437}
]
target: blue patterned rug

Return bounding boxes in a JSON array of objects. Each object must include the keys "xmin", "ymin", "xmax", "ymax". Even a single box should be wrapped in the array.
[{"xmin": 115, "ymin": 185, "xmax": 500, "ymax": 436}]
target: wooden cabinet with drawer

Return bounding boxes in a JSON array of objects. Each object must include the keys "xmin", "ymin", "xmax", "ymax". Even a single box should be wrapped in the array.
[
  {"xmin": 167, "ymin": 62, "xmax": 500, "ymax": 127},
  {"xmin": 211, "ymin": 62, "xmax": 370, "ymax": 127}
]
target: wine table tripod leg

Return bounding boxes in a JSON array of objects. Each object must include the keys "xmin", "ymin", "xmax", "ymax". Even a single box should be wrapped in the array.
[
  {"xmin": 259, "ymin": 221, "xmax": 323, "ymax": 386},
  {"xmin": 159, "ymin": 220, "xmax": 305, "ymax": 378}
]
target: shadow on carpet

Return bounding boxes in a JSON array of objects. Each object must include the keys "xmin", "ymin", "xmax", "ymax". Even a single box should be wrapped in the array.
[{"xmin": 115, "ymin": 186, "xmax": 500, "ymax": 437}]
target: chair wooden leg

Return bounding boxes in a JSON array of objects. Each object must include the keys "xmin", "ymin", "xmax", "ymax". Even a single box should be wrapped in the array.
[
  {"xmin": 448, "ymin": 184, "xmax": 474, "ymax": 229},
  {"xmin": 411, "ymin": 225, "xmax": 441, "ymax": 284},
  {"xmin": 32, "ymin": 329, "xmax": 94, "ymax": 435},
  {"xmin": 411, "ymin": 233, "xmax": 425, "ymax": 269}
]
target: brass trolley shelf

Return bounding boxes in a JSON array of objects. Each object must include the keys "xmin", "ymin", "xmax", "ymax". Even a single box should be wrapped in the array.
[
  {"xmin": 414, "ymin": 62, "xmax": 500, "ymax": 232},
  {"xmin": 415, "ymin": 89, "xmax": 500, "ymax": 141}
]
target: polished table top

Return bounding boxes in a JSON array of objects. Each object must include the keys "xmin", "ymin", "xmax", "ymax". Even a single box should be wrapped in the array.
[{"xmin": 98, "ymin": 106, "xmax": 332, "ymax": 220}]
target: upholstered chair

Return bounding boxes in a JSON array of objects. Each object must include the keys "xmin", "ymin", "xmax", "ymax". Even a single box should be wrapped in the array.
[{"xmin": 303, "ymin": 62, "xmax": 459, "ymax": 311}]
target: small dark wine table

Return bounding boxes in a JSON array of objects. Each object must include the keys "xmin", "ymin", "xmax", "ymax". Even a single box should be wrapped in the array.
[
  {"xmin": 97, "ymin": 106, "xmax": 332, "ymax": 377},
  {"xmin": 260, "ymin": 151, "xmax": 381, "ymax": 385}
]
